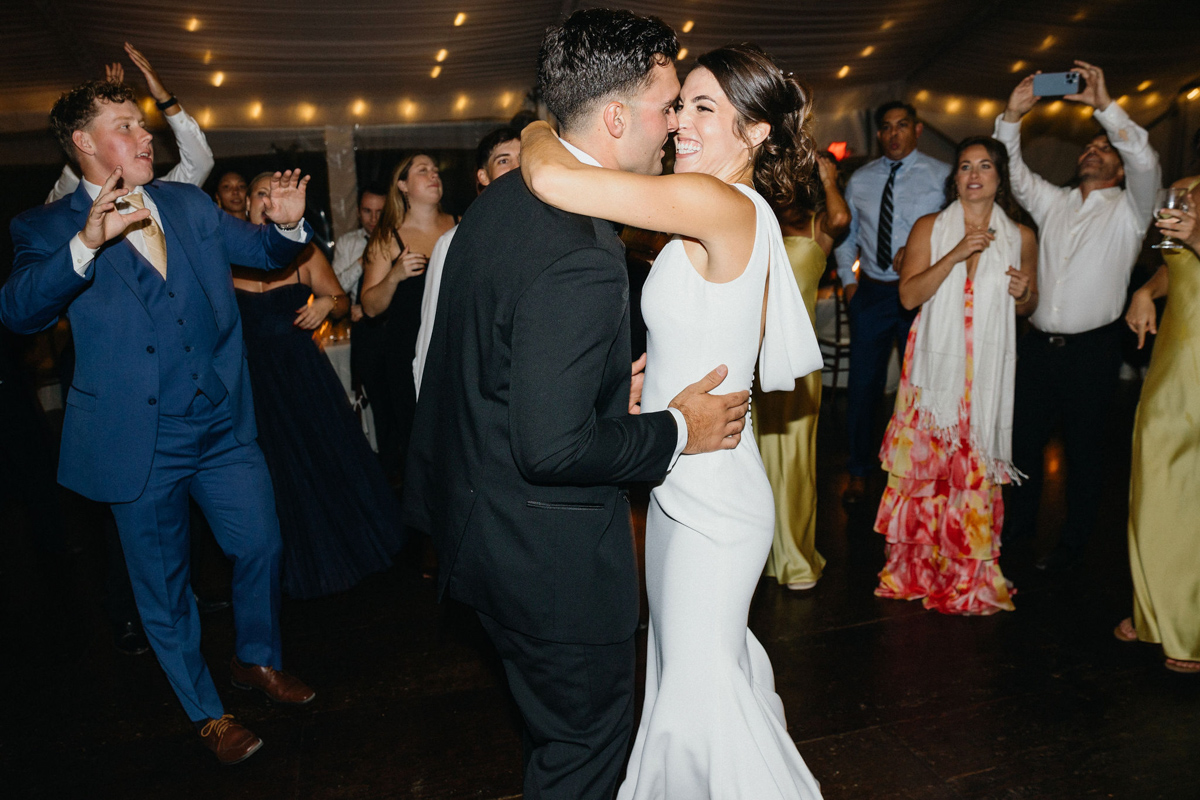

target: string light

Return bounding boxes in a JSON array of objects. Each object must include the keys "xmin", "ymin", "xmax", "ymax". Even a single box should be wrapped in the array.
[
  {"xmin": 454, "ymin": 12, "xmax": 466, "ymax": 26},
  {"xmin": 351, "ymin": 99, "xmax": 368, "ymax": 117},
  {"xmin": 399, "ymin": 99, "xmax": 418, "ymax": 120},
  {"xmin": 1137, "ymin": 79, "xmax": 1152, "ymax": 91},
  {"xmin": 499, "ymin": 91, "xmax": 514, "ymax": 108},
  {"xmin": 1072, "ymin": 9, "xmax": 1088, "ymax": 21},
  {"xmin": 880, "ymin": 19, "xmax": 895, "ymax": 30},
  {"xmin": 977, "ymin": 100, "xmax": 996, "ymax": 116},
  {"xmin": 1188, "ymin": 88, "xmax": 1200, "ymax": 101},
  {"xmin": 1011, "ymin": 60, "xmax": 1026, "ymax": 73},
  {"xmin": 248, "ymin": 101, "xmax": 262, "ymax": 120},
  {"xmin": 430, "ymin": 65, "xmax": 442, "ymax": 78},
  {"xmin": 198, "ymin": 108, "xmax": 213, "ymax": 127},
  {"xmin": 186, "ymin": 17, "xmax": 200, "ymax": 32},
  {"xmin": 211, "ymin": 71, "xmax": 225, "ymax": 87},
  {"xmin": 454, "ymin": 94, "xmax": 469, "ymax": 112},
  {"xmin": 203, "ymin": 50, "xmax": 213, "ymax": 65},
  {"xmin": 945, "ymin": 98, "xmax": 962, "ymax": 113},
  {"xmin": 436, "ymin": 48, "xmax": 448, "ymax": 62},
  {"xmin": 682, "ymin": 20, "xmax": 694, "ymax": 33},
  {"xmin": 861, "ymin": 45, "xmax": 875, "ymax": 57},
  {"xmin": 677, "ymin": 48, "xmax": 689, "ymax": 60},
  {"xmin": 837, "ymin": 65, "xmax": 850, "ymax": 79},
  {"xmin": 297, "ymin": 103, "xmax": 316, "ymax": 123},
  {"xmin": 915, "ymin": 89, "xmax": 929, "ymax": 101},
  {"xmin": 1046, "ymin": 100, "xmax": 1063, "ymax": 114},
  {"xmin": 1038, "ymin": 35, "xmax": 1056, "ymax": 50},
  {"xmin": 1144, "ymin": 91, "xmax": 1160, "ymax": 107},
  {"xmin": 1117, "ymin": 95, "xmax": 1129, "ymax": 106}
]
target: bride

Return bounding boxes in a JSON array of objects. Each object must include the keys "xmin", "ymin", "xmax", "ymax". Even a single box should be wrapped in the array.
[{"xmin": 521, "ymin": 44, "xmax": 824, "ymax": 799}]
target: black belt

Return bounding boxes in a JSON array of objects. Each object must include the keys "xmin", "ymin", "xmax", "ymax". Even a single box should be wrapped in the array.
[
  {"xmin": 856, "ymin": 272, "xmax": 899, "ymax": 288},
  {"xmin": 1029, "ymin": 321, "xmax": 1120, "ymax": 347}
]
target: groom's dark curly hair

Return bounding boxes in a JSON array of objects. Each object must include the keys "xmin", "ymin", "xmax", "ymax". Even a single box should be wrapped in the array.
[{"xmin": 538, "ymin": 9, "xmax": 678, "ymax": 134}]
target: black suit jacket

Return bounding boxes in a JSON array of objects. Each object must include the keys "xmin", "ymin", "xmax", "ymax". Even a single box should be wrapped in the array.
[{"xmin": 404, "ymin": 170, "xmax": 678, "ymax": 645}]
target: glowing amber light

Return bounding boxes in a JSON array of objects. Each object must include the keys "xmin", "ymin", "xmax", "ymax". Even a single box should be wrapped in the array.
[
  {"xmin": 1046, "ymin": 100, "xmax": 1063, "ymax": 114},
  {"xmin": 399, "ymin": 100, "xmax": 418, "ymax": 120},
  {"xmin": 915, "ymin": 89, "xmax": 929, "ymax": 101},
  {"xmin": 1137, "ymin": 79, "xmax": 1152, "ymax": 92},
  {"xmin": 1144, "ymin": 92, "xmax": 1160, "ymax": 107},
  {"xmin": 211, "ymin": 71, "xmax": 225, "ymax": 87},
  {"xmin": 676, "ymin": 48, "xmax": 689, "ymax": 61},
  {"xmin": 1117, "ymin": 94, "xmax": 1129, "ymax": 106},
  {"xmin": 186, "ymin": 17, "xmax": 200, "ymax": 32},
  {"xmin": 1039, "ymin": 35, "xmax": 1056, "ymax": 50},
  {"xmin": 198, "ymin": 108, "xmax": 212, "ymax": 127},
  {"xmin": 499, "ymin": 91, "xmax": 514, "ymax": 107},
  {"xmin": 827, "ymin": 141, "xmax": 849, "ymax": 160},
  {"xmin": 1187, "ymin": 88, "xmax": 1200, "ymax": 101},
  {"xmin": 297, "ymin": 103, "xmax": 316, "ymax": 123},
  {"xmin": 248, "ymin": 101, "xmax": 262, "ymax": 119},
  {"xmin": 836, "ymin": 65, "xmax": 850, "ymax": 79},
  {"xmin": 351, "ymin": 99, "xmax": 368, "ymax": 116},
  {"xmin": 682, "ymin": 20, "xmax": 694, "ymax": 33},
  {"xmin": 1011, "ymin": 60, "xmax": 1026, "ymax": 73},
  {"xmin": 977, "ymin": 100, "xmax": 996, "ymax": 116},
  {"xmin": 945, "ymin": 98, "xmax": 962, "ymax": 113},
  {"xmin": 203, "ymin": 50, "xmax": 213, "ymax": 65},
  {"xmin": 436, "ymin": 48, "xmax": 448, "ymax": 62},
  {"xmin": 880, "ymin": 19, "xmax": 895, "ymax": 30},
  {"xmin": 454, "ymin": 12, "xmax": 466, "ymax": 26},
  {"xmin": 430, "ymin": 65, "xmax": 442, "ymax": 78},
  {"xmin": 861, "ymin": 45, "xmax": 875, "ymax": 57},
  {"xmin": 454, "ymin": 95, "xmax": 469, "ymax": 112}
]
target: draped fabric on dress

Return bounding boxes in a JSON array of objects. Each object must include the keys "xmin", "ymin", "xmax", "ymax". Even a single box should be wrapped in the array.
[
  {"xmin": 619, "ymin": 183, "xmax": 823, "ymax": 800},
  {"xmin": 237, "ymin": 283, "xmax": 406, "ymax": 599}
]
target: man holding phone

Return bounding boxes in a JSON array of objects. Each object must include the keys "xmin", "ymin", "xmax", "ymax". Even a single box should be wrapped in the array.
[{"xmin": 994, "ymin": 61, "xmax": 1161, "ymax": 572}]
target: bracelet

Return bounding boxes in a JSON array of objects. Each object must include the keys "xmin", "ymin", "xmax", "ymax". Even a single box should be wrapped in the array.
[
  {"xmin": 275, "ymin": 221, "xmax": 301, "ymax": 231},
  {"xmin": 1016, "ymin": 285, "xmax": 1032, "ymax": 304},
  {"xmin": 154, "ymin": 96, "xmax": 178, "ymax": 111}
]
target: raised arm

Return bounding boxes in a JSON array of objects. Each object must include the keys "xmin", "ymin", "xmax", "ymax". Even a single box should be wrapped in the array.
[
  {"xmin": 520, "ymin": 121, "xmax": 756, "ymax": 281},
  {"xmin": 815, "ymin": 155, "xmax": 850, "ymax": 254},
  {"xmin": 995, "ymin": 74, "xmax": 1065, "ymax": 225},
  {"xmin": 123, "ymin": 43, "xmax": 214, "ymax": 187}
]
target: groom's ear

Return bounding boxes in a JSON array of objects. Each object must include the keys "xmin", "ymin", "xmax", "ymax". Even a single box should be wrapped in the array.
[{"xmin": 601, "ymin": 100, "xmax": 626, "ymax": 139}]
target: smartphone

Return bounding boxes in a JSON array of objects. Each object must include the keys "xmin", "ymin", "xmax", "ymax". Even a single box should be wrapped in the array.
[{"xmin": 1033, "ymin": 71, "xmax": 1082, "ymax": 97}]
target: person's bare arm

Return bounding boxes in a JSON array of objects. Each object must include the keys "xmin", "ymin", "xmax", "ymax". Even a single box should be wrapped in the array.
[
  {"xmin": 1010, "ymin": 224, "xmax": 1039, "ymax": 316},
  {"xmin": 897, "ymin": 214, "xmax": 994, "ymax": 310},
  {"xmin": 520, "ymin": 121, "xmax": 756, "ymax": 282},
  {"xmin": 816, "ymin": 157, "xmax": 850, "ymax": 252},
  {"xmin": 295, "ymin": 246, "xmax": 349, "ymax": 328},
  {"xmin": 360, "ymin": 238, "xmax": 426, "ymax": 318},
  {"xmin": 1126, "ymin": 265, "xmax": 1168, "ymax": 349}
]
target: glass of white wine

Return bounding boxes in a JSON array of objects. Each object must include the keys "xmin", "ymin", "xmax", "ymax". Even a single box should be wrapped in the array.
[{"xmin": 1153, "ymin": 187, "xmax": 1192, "ymax": 250}]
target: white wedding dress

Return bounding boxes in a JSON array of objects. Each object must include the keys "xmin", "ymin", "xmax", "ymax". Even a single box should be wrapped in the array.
[{"xmin": 618, "ymin": 183, "xmax": 825, "ymax": 800}]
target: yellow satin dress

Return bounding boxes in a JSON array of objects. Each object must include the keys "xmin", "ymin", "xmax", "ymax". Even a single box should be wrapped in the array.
[
  {"xmin": 754, "ymin": 233, "xmax": 828, "ymax": 586},
  {"xmin": 1128, "ymin": 186, "xmax": 1200, "ymax": 662}
]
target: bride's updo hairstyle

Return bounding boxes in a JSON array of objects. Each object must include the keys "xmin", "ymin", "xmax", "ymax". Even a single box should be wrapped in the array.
[{"xmin": 695, "ymin": 44, "xmax": 816, "ymax": 209}]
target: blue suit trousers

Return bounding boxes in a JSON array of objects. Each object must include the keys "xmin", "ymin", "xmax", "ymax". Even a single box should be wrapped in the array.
[
  {"xmin": 110, "ymin": 392, "xmax": 282, "ymax": 723},
  {"xmin": 846, "ymin": 279, "xmax": 918, "ymax": 477}
]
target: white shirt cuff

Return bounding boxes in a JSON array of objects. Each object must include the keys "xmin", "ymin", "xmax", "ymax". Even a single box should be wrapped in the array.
[
  {"xmin": 993, "ymin": 114, "xmax": 1021, "ymax": 142},
  {"xmin": 275, "ymin": 223, "xmax": 310, "ymax": 243},
  {"xmin": 666, "ymin": 407, "xmax": 688, "ymax": 468},
  {"xmin": 69, "ymin": 233, "xmax": 98, "ymax": 277}
]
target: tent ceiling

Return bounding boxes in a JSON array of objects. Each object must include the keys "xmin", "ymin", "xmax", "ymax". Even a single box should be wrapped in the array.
[{"xmin": 4, "ymin": 0, "xmax": 1199, "ymax": 137}]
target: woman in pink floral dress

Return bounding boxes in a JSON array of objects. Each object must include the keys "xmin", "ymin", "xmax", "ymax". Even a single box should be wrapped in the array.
[{"xmin": 874, "ymin": 136, "xmax": 1039, "ymax": 615}]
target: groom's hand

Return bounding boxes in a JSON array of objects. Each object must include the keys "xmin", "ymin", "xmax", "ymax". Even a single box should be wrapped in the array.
[{"xmin": 669, "ymin": 365, "xmax": 749, "ymax": 454}]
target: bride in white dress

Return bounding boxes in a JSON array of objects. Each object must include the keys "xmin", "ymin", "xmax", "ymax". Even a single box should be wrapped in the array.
[{"xmin": 521, "ymin": 44, "xmax": 825, "ymax": 799}]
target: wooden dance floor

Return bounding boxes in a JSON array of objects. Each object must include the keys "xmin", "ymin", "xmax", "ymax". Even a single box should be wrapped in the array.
[{"xmin": 4, "ymin": 383, "xmax": 1198, "ymax": 799}]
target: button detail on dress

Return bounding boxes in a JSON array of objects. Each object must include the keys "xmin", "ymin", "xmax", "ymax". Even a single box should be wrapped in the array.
[
  {"xmin": 148, "ymin": 398, "xmax": 157, "ymax": 405},
  {"xmin": 146, "ymin": 345, "xmax": 155, "ymax": 354}
]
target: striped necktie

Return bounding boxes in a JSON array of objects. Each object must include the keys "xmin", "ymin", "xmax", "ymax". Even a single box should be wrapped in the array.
[
  {"xmin": 122, "ymin": 192, "xmax": 168, "ymax": 279},
  {"xmin": 875, "ymin": 161, "xmax": 902, "ymax": 274}
]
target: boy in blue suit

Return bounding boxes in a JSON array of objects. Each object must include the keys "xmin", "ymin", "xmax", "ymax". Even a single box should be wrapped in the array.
[{"xmin": 0, "ymin": 80, "xmax": 315, "ymax": 764}]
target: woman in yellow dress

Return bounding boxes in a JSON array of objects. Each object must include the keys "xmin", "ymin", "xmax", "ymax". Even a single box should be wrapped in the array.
[
  {"xmin": 755, "ymin": 151, "xmax": 850, "ymax": 590},
  {"xmin": 1119, "ymin": 176, "xmax": 1200, "ymax": 674}
]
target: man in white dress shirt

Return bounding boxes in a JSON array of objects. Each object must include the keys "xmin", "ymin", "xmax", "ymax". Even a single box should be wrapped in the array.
[
  {"xmin": 331, "ymin": 184, "xmax": 386, "ymax": 320},
  {"xmin": 412, "ymin": 126, "xmax": 521, "ymax": 396},
  {"xmin": 995, "ymin": 61, "xmax": 1161, "ymax": 571}
]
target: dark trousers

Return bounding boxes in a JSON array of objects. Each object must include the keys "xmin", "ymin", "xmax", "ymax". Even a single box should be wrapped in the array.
[
  {"xmin": 477, "ymin": 611, "xmax": 635, "ymax": 800},
  {"xmin": 846, "ymin": 278, "xmax": 918, "ymax": 476},
  {"xmin": 352, "ymin": 320, "xmax": 402, "ymax": 476},
  {"xmin": 109, "ymin": 393, "xmax": 283, "ymax": 722},
  {"xmin": 1006, "ymin": 323, "xmax": 1123, "ymax": 556}
]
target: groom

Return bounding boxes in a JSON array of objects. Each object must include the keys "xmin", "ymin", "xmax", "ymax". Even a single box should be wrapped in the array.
[{"xmin": 404, "ymin": 9, "xmax": 748, "ymax": 799}]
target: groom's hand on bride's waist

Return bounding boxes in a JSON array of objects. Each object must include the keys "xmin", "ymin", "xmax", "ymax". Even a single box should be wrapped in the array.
[{"xmin": 670, "ymin": 365, "xmax": 750, "ymax": 454}]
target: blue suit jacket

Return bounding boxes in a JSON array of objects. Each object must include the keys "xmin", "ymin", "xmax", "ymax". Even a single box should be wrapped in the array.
[{"xmin": 0, "ymin": 180, "xmax": 309, "ymax": 503}]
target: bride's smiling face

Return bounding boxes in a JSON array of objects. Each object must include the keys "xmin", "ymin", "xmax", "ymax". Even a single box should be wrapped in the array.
[{"xmin": 672, "ymin": 67, "xmax": 752, "ymax": 181}]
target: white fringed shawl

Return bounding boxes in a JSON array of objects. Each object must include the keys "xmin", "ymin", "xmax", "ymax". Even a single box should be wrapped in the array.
[{"xmin": 908, "ymin": 200, "xmax": 1022, "ymax": 484}]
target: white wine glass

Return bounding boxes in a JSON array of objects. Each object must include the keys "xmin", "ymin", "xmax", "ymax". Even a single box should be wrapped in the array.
[{"xmin": 1152, "ymin": 187, "xmax": 1192, "ymax": 250}]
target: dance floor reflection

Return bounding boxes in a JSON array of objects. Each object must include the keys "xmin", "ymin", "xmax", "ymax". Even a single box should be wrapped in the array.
[{"xmin": 3, "ymin": 383, "xmax": 1197, "ymax": 799}]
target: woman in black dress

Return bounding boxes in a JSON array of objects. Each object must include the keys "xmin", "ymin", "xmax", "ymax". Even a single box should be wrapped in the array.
[
  {"xmin": 233, "ymin": 173, "xmax": 405, "ymax": 599},
  {"xmin": 359, "ymin": 155, "xmax": 457, "ymax": 480}
]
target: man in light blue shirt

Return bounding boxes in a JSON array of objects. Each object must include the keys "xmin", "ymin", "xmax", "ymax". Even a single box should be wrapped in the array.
[{"xmin": 834, "ymin": 102, "xmax": 950, "ymax": 504}]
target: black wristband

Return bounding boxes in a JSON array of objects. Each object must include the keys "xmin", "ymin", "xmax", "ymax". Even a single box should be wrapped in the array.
[{"xmin": 154, "ymin": 96, "xmax": 178, "ymax": 111}]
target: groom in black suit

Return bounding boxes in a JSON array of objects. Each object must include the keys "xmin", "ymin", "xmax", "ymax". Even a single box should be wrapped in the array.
[{"xmin": 404, "ymin": 9, "xmax": 749, "ymax": 800}]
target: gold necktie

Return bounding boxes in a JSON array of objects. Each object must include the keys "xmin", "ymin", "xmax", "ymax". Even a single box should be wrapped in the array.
[{"xmin": 123, "ymin": 192, "xmax": 168, "ymax": 278}]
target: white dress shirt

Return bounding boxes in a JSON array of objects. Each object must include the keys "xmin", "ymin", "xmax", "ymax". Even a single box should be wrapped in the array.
[
  {"xmin": 331, "ymin": 227, "xmax": 369, "ymax": 303},
  {"xmin": 69, "ymin": 177, "xmax": 308, "ymax": 277},
  {"xmin": 47, "ymin": 105, "xmax": 215, "ymax": 204},
  {"xmin": 993, "ymin": 102, "xmax": 1161, "ymax": 334},
  {"xmin": 412, "ymin": 224, "xmax": 457, "ymax": 396}
]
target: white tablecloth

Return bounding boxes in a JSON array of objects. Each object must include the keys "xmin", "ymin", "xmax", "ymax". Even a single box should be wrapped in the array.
[{"xmin": 319, "ymin": 336, "xmax": 378, "ymax": 451}]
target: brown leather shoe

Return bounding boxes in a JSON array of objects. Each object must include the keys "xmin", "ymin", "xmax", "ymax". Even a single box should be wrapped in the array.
[
  {"xmin": 199, "ymin": 714, "xmax": 262, "ymax": 765},
  {"xmin": 230, "ymin": 658, "xmax": 316, "ymax": 705}
]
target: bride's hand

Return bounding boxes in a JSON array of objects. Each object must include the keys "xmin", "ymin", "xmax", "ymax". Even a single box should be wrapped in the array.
[
  {"xmin": 669, "ymin": 365, "xmax": 750, "ymax": 454},
  {"xmin": 629, "ymin": 352, "xmax": 647, "ymax": 415}
]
